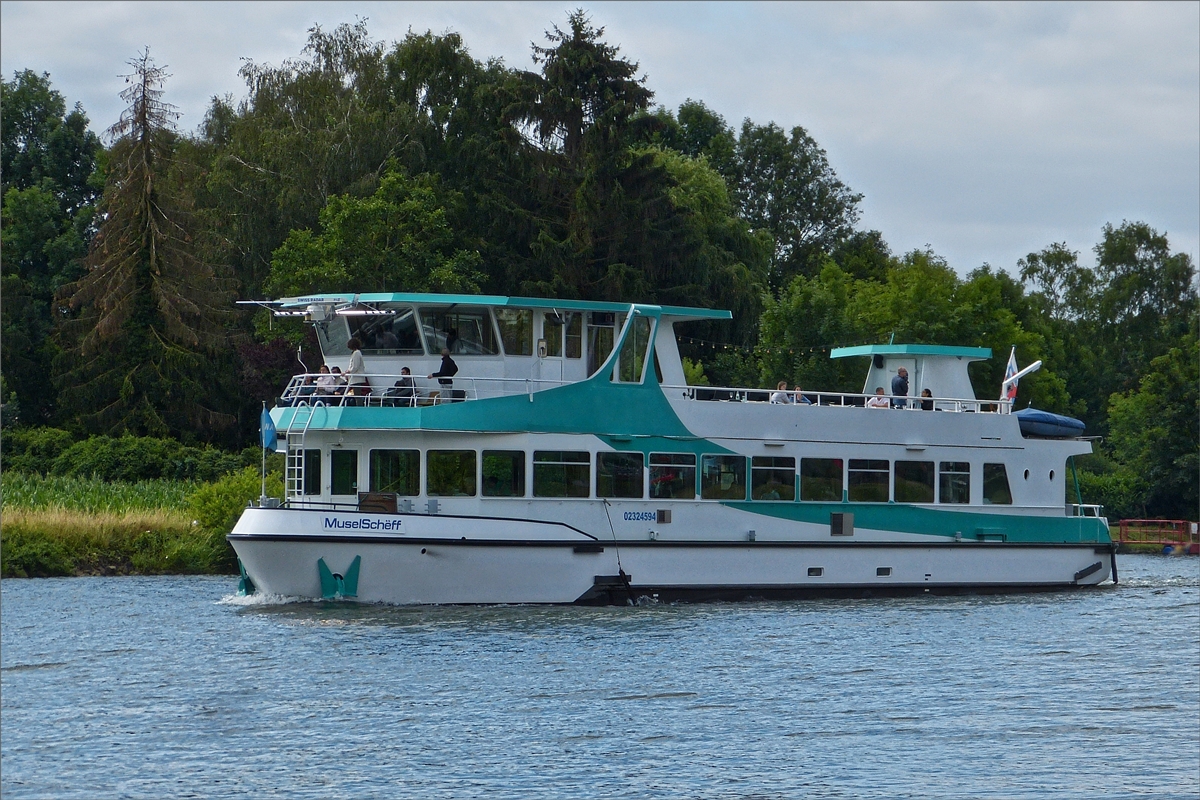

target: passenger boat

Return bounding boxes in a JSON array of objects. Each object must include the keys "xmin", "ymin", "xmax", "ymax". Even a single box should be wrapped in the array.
[{"xmin": 229, "ymin": 292, "xmax": 1115, "ymax": 604}]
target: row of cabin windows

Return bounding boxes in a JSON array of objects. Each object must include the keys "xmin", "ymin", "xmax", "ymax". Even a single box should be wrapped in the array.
[{"xmin": 304, "ymin": 450, "xmax": 1014, "ymax": 505}]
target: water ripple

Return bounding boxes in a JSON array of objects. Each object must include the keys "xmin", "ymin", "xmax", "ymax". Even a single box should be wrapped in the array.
[{"xmin": 2, "ymin": 558, "xmax": 1198, "ymax": 799}]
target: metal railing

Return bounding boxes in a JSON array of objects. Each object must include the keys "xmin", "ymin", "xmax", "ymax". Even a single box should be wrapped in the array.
[
  {"xmin": 661, "ymin": 385, "xmax": 1013, "ymax": 414},
  {"xmin": 1067, "ymin": 503, "xmax": 1105, "ymax": 518},
  {"xmin": 277, "ymin": 371, "xmax": 1012, "ymax": 415},
  {"xmin": 279, "ymin": 372, "xmax": 573, "ymax": 407}
]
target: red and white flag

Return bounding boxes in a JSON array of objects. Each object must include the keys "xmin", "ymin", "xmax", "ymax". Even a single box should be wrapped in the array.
[{"xmin": 1000, "ymin": 346, "xmax": 1019, "ymax": 402}]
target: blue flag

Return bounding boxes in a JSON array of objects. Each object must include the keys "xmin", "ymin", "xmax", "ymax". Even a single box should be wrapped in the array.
[{"xmin": 260, "ymin": 407, "xmax": 277, "ymax": 451}]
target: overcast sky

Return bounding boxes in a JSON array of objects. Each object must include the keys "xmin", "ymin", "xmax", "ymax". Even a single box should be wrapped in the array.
[{"xmin": 3, "ymin": 1, "xmax": 1197, "ymax": 276}]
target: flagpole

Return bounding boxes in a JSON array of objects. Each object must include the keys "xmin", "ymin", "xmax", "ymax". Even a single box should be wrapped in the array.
[{"xmin": 261, "ymin": 401, "xmax": 267, "ymax": 504}]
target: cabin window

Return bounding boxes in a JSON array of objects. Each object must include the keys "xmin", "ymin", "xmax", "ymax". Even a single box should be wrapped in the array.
[
  {"xmin": 617, "ymin": 316, "xmax": 653, "ymax": 383},
  {"xmin": 983, "ymin": 463, "xmax": 1013, "ymax": 504},
  {"xmin": 894, "ymin": 460, "xmax": 935, "ymax": 503},
  {"xmin": 495, "ymin": 309, "xmax": 533, "ymax": 356},
  {"xmin": 565, "ymin": 314, "xmax": 582, "ymax": 358},
  {"xmin": 303, "ymin": 450, "xmax": 322, "ymax": 495},
  {"xmin": 543, "ymin": 314, "xmax": 563, "ymax": 357},
  {"xmin": 330, "ymin": 449, "xmax": 358, "ymax": 495},
  {"xmin": 587, "ymin": 313, "xmax": 616, "ymax": 376},
  {"xmin": 650, "ymin": 453, "xmax": 696, "ymax": 499},
  {"xmin": 848, "ymin": 459, "xmax": 889, "ymax": 502},
  {"xmin": 483, "ymin": 450, "xmax": 525, "ymax": 497},
  {"xmin": 939, "ymin": 462, "xmax": 971, "ymax": 504},
  {"xmin": 701, "ymin": 455, "xmax": 747, "ymax": 500},
  {"xmin": 370, "ymin": 449, "xmax": 420, "ymax": 496},
  {"xmin": 420, "ymin": 307, "xmax": 498, "ymax": 355},
  {"xmin": 427, "ymin": 450, "xmax": 477, "ymax": 496},
  {"xmin": 752, "ymin": 456, "xmax": 795, "ymax": 501},
  {"xmin": 597, "ymin": 452, "xmax": 644, "ymax": 498},
  {"xmin": 800, "ymin": 458, "xmax": 843, "ymax": 501},
  {"xmin": 533, "ymin": 451, "xmax": 590, "ymax": 498},
  {"xmin": 349, "ymin": 306, "xmax": 423, "ymax": 354}
]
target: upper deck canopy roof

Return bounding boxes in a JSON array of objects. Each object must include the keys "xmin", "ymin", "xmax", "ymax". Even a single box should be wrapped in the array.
[
  {"xmin": 249, "ymin": 292, "xmax": 732, "ymax": 321},
  {"xmin": 830, "ymin": 343, "xmax": 991, "ymax": 360}
]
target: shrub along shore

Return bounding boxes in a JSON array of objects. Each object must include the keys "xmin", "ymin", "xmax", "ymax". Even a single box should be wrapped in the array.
[{"xmin": 2, "ymin": 468, "xmax": 283, "ymax": 579}]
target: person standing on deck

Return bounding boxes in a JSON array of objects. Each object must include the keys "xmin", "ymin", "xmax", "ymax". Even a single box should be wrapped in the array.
[
  {"xmin": 345, "ymin": 338, "xmax": 368, "ymax": 389},
  {"xmin": 429, "ymin": 348, "xmax": 459, "ymax": 400},
  {"xmin": 891, "ymin": 367, "xmax": 909, "ymax": 409}
]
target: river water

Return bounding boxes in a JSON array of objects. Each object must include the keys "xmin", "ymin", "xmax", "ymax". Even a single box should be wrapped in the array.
[{"xmin": 2, "ymin": 555, "xmax": 1197, "ymax": 799}]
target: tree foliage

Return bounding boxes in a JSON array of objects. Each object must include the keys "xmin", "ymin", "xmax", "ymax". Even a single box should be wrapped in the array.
[
  {"xmin": 2, "ymin": 15, "xmax": 1194, "ymax": 519},
  {"xmin": 54, "ymin": 50, "xmax": 236, "ymax": 440}
]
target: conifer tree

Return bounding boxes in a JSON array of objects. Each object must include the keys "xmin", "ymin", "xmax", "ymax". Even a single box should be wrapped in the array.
[{"xmin": 55, "ymin": 50, "xmax": 235, "ymax": 439}]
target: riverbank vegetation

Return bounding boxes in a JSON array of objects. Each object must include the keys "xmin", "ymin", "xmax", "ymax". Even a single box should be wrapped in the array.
[
  {"xmin": 3, "ymin": 9, "xmax": 1195, "ymax": 551},
  {"xmin": 1, "ymin": 466, "xmax": 282, "ymax": 578}
]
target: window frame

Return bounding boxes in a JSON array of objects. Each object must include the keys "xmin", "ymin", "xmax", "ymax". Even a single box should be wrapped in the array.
[
  {"xmin": 426, "ymin": 449, "xmax": 478, "ymax": 497},
  {"xmin": 369, "ymin": 448, "xmax": 420, "ymax": 496}
]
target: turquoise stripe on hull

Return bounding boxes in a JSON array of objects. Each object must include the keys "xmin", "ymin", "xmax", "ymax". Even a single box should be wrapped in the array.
[{"xmin": 721, "ymin": 501, "xmax": 1111, "ymax": 544}]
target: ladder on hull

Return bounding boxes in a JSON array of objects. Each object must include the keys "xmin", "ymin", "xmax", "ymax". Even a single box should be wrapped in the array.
[{"xmin": 284, "ymin": 403, "xmax": 321, "ymax": 501}]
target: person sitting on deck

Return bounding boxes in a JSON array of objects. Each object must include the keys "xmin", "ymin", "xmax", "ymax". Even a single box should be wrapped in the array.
[
  {"xmin": 314, "ymin": 365, "xmax": 338, "ymax": 399},
  {"xmin": 867, "ymin": 387, "xmax": 890, "ymax": 408},
  {"xmin": 770, "ymin": 381, "xmax": 794, "ymax": 404},
  {"xmin": 385, "ymin": 367, "xmax": 416, "ymax": 407},
  {"xmin": 793, "ymin": 386, "xmax": 813, "ymax": 405},
  {"xmin": 920, "ymin": 388, "xmax": 934, "ymax": 411}
]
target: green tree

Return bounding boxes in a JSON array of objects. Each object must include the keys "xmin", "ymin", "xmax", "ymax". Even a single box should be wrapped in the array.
[
  {"xmin": 54, "ymin": 51, "xmax": 236, "ymax": 440},
  {"xmin": 266, "ymin": 166, "xmax": 484, "ymax": 296},
  {"xmin": 1, "ymin": 70, "xmax": 102, "ymax": 424},
  {"xmin": 734, "ymin": 120, "xmax": 862, "ymax": 290},
  {"xmin": 1104, "ymin": 334, "xmax": 1199, "ymax": 519}
]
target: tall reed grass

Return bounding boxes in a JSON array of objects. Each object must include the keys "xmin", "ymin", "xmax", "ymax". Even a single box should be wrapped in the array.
[
  {"xmin": 2, "ymin": 473, "xmax": 195, "ymax": 513},
  {"xmin": 1, "ymin": 473, "xmax": 227, "ymax": 577}
]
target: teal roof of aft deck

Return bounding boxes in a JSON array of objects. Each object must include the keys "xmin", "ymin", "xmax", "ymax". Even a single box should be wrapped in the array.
[
  {"xmin": 268, "ymin": 292, "xmax": 732, "ymax": 320},
  {"xmin": 830, "ymin": 344, "xmax": 992, "ymax": 360}
]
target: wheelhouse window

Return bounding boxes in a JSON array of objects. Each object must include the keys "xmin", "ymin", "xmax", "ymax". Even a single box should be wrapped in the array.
[
  {"xmin": 303, "ymin": 450, "xmax": 322, "ymax": 495},
  {"xmin": 427, "ymin": 450, "xmax": 477, "ymax": 496},
  {"xmin": 939, "ymin": 462, "xmax": 971, "ymax": 504},
  {"xmin": 370, "ymin": 449, "xmax": 419, "ymax": 496},
  {"xmin": 330, "ymin": 449, "xmax": 358, "ymax": 495},
  {"xmin": 894, "ymin": 460, "xmax": 934, "ymax": 503},
  {"xmin": 533, "ymin": 451, "xmax": 590, "ymax": 498},
  {"xmin": 848, "ymin": 459, "xmax": 889, "ymax": 502},
  {"xmin": 800, "ymin": 458, "xmax": 843, "ymax": 501},
  {"xmin": 617, "ymin": 315, "xmax": 653, "ymax": 383},
  {"xmin": 597, "ymin": 452, "xmax": 644, "ymax": 498},
  {"xmin": 483, "ymin": 450, "xmax": 525, "ymax": 497},
  {"xmin": 420, "ymin": 307, "xmax": 498, "ymax": 355},
  {"xmin": 701, "ymin": 455, "xmax": 747, "ymax": 500},
  {"xmin": 349, "ymin": 306, "xmax": 424, "ymax": 354},
  {"xmin": 495, "ymin": 309, "xmax": 533, "ymax": 356},
  {"xmin": 983, "ymin": 463, "xmax": 1012, "ymax": 505},
  {"xmin": 650, "ymin": 453, "xmax": 696, "ymax": 500},
  {"xmin": 752, "ymin": 456, "xmax": 795, "ymax": 501}
]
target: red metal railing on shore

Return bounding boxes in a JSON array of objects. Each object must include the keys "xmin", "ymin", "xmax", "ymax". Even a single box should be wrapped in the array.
[{"xmin": 1116, "ymin": 520, "xmax": 1199, "ymax": 552}]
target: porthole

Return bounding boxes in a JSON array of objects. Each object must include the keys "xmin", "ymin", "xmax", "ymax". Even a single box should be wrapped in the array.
[
  {"xmin": 808, "ymin": 567, "xmax": 823, "ymax": 577},
  {"xmin": 1023, "ymin": 469, "xmax": 1030, "ymax": 480},
  {"xmin": 876, "ymin": 566, "xmax": 892, "ymax": 577},
  {"xmin": 1049, "ymin": 470, "xmax": 1055, "ymax": 481}
]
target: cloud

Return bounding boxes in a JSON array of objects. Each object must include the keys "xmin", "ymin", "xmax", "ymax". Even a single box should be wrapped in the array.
[{"xmin": 2, "ymin": 0, "xmax": 1195, "ymax": 273}]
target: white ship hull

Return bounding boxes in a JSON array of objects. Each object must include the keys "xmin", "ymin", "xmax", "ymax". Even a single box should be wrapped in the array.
[{"xmin": 229, "ymin": 507, "xmax": 1114, "ymax": 604}]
